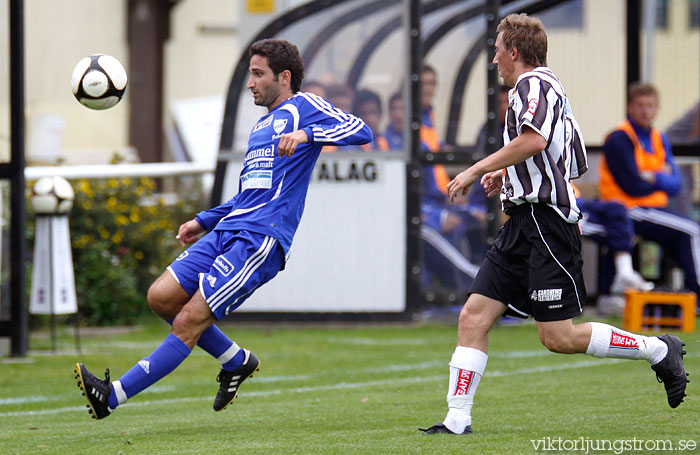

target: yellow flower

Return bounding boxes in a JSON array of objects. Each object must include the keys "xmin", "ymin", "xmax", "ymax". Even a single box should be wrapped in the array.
[
  {"xmin": 98, "ymin": 226, "xmax": 110, "ymax": 239},
  {"xmin": 112, "ymin": 232, "xmax": 123, "ymax": 244},
  {"xmin": 121, "ymin": 178, "xmax": 132, "ymax": 186},
  {"xmin": 78, "ymin": 180, "xmax": 94, "ymax": 198},
  {"xmin": 116, "ymin": 215, "xmax": 129, "ymax": 226},
  {"xmin": 107, "ymin": 197, "xmax": 118, "ymax": 211},
  {"xmin": 108, "ymin": 178, "xmax": 119, "ymax": 188},
  {"xmin": 129, "ymin": 212, "xmax": 140, "ymax": 223},
  {"xmin": 134, "ymin": 250, "xmax": 144, "ymax": 260},
  {"xmin": 74, "ymin": 234, "xmax": 92, "ymax": 248}
]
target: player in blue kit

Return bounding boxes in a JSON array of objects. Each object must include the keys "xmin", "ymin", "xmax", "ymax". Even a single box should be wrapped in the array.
[{"xmin": 74, "ymin": 39, "xmax": 372, "ymax": 419}]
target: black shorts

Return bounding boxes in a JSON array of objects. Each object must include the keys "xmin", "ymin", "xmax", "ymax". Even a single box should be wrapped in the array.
[{"xmin": 470, "ymin": 203, "xmax": 586, "ymax": 322}]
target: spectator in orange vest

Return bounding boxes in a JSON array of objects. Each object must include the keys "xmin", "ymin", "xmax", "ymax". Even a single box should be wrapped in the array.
[{"xmin": 600, "ymin": 82, "xmax": 700, "ymax": 305}]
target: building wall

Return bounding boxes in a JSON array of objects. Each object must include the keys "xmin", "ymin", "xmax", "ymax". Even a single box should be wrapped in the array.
[{"xmin": 1, "ymin": 0, "xmax": 697, "ymax": 165}]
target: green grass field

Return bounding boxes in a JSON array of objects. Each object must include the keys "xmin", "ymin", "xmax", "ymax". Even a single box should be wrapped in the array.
[{"xmin": 1, "ymin": 316, "xmax": 698, "ymax": 455}]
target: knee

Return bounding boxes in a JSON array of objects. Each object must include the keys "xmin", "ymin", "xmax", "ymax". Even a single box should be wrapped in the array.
[
  {"xmin": 458, "ymin": 303, "xmax": 489, "ymax": 334},
  {"xmin": 147, "ymin": 282, "xmax": 167, "ymax": 313},
  {"xmin": 538, "ymin": 330, "xmax": 576, "ymax": 354},
  {"xmin": 607, "ymin": 201, "xmax": 627, "ymax": 219}
]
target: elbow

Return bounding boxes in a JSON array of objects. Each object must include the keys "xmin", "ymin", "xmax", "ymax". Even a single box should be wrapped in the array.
[
  {"xmin": 666, "ymin": 184, "xmax": 682, "ymax": 197},
  {"xmin": 535, "ymin": 135, "xmax": 547, "ymax": 151},
  {"xmin": 364, "ymin": 125, "xmax": 374, "ymax": 144}
]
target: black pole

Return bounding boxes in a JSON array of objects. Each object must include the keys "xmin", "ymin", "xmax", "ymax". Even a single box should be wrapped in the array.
[
  {"xmin": 484, "ymin": 0, "xmax": 501, "ymax": 247},
  {"xmin": 626, "ymin": 0, "xmax": 641, "ymax": 88},
  {"xmin": 405, "ymin": 0, "xmax": 423, "ymax": 314},
  {"xmin": 9, "ymin": 0, "xmax": 28, "ymax": 357}
]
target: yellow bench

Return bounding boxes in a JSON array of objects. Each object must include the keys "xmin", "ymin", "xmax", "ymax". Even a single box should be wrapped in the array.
[{"xmin": 623, "ymin": 290, "xmax": 696, "ymax": 332}]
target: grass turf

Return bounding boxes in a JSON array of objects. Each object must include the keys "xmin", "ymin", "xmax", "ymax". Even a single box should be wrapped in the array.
[{"xmin": 0, "ymin": 317, "xmax": 698, "ymax": 455}]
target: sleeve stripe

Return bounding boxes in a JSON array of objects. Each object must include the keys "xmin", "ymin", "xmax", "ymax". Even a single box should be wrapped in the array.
[
  {"xmin": 299, "ymin": 92, "xmax": 350, "ymax": 122},
  {"xmin": 279, "ymin": 103, "xmax": 300, "ymax": 131},
  {"xmin": 300, "ymin": 91, "xmax": 368, "ymax": 143},
  {"xmin": 313, "ymin": 117, "xmax": 363, "ymax": 140},
  {"xmin": 313, "ymin": 119, "xmax": 366, "ymax": 143}
]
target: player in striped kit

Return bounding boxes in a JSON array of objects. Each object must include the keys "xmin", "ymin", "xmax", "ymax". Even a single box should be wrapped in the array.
[
  {"xmin": 421, "ymin": 14, "xmax": 689, "ymax": 435},
  {"xmin": 74, "ymin": 39, "xmax": 372, "ymax": 420}
]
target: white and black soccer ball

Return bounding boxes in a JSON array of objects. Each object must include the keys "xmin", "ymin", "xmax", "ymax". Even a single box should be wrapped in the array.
[
  {"xmin": 31, "ymin": 176, "xmax": 75, "ymax": 214},
  {"xmin": 70, "ymin": 54, "xmax": 127, "ymax": 110}
]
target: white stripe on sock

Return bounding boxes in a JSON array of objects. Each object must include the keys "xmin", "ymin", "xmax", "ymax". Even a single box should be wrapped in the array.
[
  {"xmin": 112, "ymin": 380, "xmax": 128, "ymax": 405},
  {"xmin": 216, "ymin": 343, "xmax": 241, "ymax": 365}
]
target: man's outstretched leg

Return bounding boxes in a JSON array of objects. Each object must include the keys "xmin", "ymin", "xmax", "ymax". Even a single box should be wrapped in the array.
[
  {"xmin": 537, "ymin": 319, "xmax": 689, "ymax": 407},
  {"xmin": 148, "ymin": 271, "xmax": 253, "ymax": 378},
  {"xmin": 75, "ymin": 292, "xmax": 215, "ymax": 419},
  {"xmin": 420, "ymin": 293, "xmax": 505, "ymax": 434}
]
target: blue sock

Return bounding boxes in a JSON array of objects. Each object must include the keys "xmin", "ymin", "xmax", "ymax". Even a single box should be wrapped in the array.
[
  {"xmin": 167, "ymin": 317, "xmax": 236, "ymax": 361},
  {"xmin": 176, "ymin": 319, "xmax": 243, "ymax": 370},
  {"xmin": 108, "ymin": 333, "xmax": 191, "ymax": 409},
  {"xmin": 222, "ymin": 349, "xmax": 246, "ymax": 371}
]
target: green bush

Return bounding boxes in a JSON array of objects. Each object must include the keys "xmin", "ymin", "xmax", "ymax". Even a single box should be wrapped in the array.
[{"xmin": 27, "ymin": 174, "xmax": 206, "ymax": 326}]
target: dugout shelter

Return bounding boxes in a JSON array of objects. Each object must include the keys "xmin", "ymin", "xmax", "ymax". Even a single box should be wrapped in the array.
[
  {"xmin": 2, "ymin": 0, "xmax": 699, "ymax": 354},
  {"xmin": 209, "ymin": 0, "xmax": 698, "ymax": 320}
]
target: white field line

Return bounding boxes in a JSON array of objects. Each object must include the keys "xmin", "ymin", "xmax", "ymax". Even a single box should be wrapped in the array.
[{"xmin": 0, "ymin": 358, "xmax": 641, "ymax": 418}]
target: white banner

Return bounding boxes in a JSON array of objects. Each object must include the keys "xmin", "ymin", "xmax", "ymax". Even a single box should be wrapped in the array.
[
  {"xmin": 30, "ymin": 216, "xmax": 78, "ymax": 315},
  {"xmin": 221, "ymin": 153, "xmax": 406, "ymax": 313}
]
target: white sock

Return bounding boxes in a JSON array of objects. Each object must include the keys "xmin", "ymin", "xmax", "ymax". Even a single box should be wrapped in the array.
[
  {"xmin": 615, "ymin": 253, "xmax": 634, "ymax": 276},
  {"xmin": 586, "ymin": 322, "xmax": 668, "ymax": 364},
  {"xmin": 443, "ymin": 346, "xmax": 488, "ymax": 434},
  {"xmin": 112, "ymin": 380, "xmax": 128, "ymax": 405},
  {"xmin": 216, "ymin": 342, "xmax": 241, "ymax": 366}
]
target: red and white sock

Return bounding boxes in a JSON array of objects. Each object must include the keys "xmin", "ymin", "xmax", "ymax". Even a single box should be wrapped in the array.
[
  {"xmin": 444, "ymin": 346, "xmax": 488, "ymax": 434},
  {"xmin": 586, "ymin": 322, "xmax": 667, "ymax": 364}
]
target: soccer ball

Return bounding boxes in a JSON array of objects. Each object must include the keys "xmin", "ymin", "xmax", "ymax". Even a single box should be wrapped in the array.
[
  {"xmin": 70, "ymin": 54, "xmax": 127, "ymax": 110},
  {"xmin": 31, "ymin": 176, "xmax": 75, "ymax": 214}
]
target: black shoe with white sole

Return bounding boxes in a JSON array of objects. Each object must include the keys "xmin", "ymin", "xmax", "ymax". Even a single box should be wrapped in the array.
[
  {"xmin": 74, "ymin": 363, "xmax": 113, "ymax": 420},
  {"xmin": 651, "ymin": 334, "xmax": 689, "ymax": 408},
  {"xmin": 213, "ymin": 349, "xmax": 260, "ymax": 411},
  {"xmin": 419, "ymin": 423, "xmax": 473, "ymax": 434}
]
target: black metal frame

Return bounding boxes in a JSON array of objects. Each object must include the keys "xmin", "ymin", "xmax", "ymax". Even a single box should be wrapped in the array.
[
  {"xmin": 206, "ymin": 0, "xmax": 660, "ymax": 320},
  {"xmin": 1, "ymin": 0, "xmax": 27, "ymax": 356}
]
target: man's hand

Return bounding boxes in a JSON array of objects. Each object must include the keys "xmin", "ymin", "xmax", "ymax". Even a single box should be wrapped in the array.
[
  {"xmin": 278, "ymin": 130, "xmax": 309, "ymax": 157},
  {"xmin": 481, "ymin": 170, "xmax": 504, "ymax": 197},
  {"xmin": 176, "ymin": 219, "xmax": 203, "ymax": 247},
  {"xmin": 447, "ymin": 168, "xmax": 479, "ymax": 203}
]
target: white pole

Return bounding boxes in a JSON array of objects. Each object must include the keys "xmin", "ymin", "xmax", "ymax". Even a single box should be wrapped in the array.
[{"xmin": 642, "ymin": 0, "xmax": 656, "ymax": 83}]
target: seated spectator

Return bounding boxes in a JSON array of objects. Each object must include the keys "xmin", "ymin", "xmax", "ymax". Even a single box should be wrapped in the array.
[
  {"xmin": 322, "ymin": 84, "xmax": 356, "ymax": 153},
  {"xmin": 301, "ymin": 79, "xmax": 326, "ymax": 98},
  {"xmin": 383, "ymin": 91, "xmax": 404, "ymax": 150},
  {"xmin": 325, "ymin": 83, "xmax": 354, "ymax": 113},
  {"xmin": 600, "ymin": 82, "xmax": 700, "ymax": 308},
  {"xmin": 353, "ymin": 89, "xmax": 389, "ymax": 151}
]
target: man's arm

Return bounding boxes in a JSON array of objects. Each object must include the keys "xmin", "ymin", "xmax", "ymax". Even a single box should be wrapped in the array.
[
  {"xmin": 603, "ymin": 131, "xmax": 681, "ymax": 197},
  {"xmin": 297, "ymin": 93, "xmax": 373, "ymax": 147},
  {"xmin": 193, "ymin": 199, "xmax": 235, "ymax": 232},
  {"xmin": 653, "ymin": 135, "xmax": 682, "ymax": 196},
  {"xmin": 447, "ymin": 126, "xmax": 546, "ymax": 201}
]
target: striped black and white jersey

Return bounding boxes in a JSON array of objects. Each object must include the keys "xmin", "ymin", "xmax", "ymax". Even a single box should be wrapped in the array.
[{"xmin": 501, "ymin": 67, "xmax": 587, "ymax": 223}]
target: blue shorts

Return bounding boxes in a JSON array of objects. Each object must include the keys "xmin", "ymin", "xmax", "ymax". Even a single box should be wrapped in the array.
[{"xmin": 167, "ymin": 230, "xmax": 285, "ymax": 319}]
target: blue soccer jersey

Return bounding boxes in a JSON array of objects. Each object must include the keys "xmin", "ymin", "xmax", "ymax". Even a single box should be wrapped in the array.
[{"xmin": 194, "ymin": 92, "xmax": 372, "ymax": 254}]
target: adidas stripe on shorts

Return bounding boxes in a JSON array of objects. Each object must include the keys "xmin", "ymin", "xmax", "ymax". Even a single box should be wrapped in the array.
[{"xmin": 167, "ymin": 229, "xmax": 285, "ymax": 319}]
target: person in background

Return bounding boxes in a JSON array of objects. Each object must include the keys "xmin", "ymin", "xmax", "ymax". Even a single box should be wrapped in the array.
[
  {"xmin": 301, "ymin": 79, "xmax": 326, "ymax": 98},
  {"xmin": 600, "ymin": 82, "xmax": 700, "ymax": 309},
  {"xmin": 353, "ymin": 89, "xmax": 389, "ymax": 151},
  {"xmin": 383, "ymin": 91, "xmax": 404, "ymax": 150}
]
